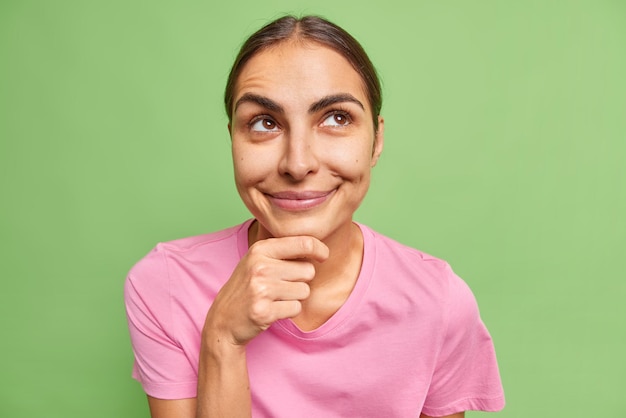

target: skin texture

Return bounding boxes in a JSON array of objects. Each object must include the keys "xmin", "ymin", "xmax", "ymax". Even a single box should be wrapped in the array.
[
  {"xmin": 146, "ymin": 41, "xmax": 465, "ymax": 418},
  {"xmin": 230, "ymin": 40, "xmax": 384, "ymax": 244}
]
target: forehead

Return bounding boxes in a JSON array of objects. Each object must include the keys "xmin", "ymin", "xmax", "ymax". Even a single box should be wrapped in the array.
[{"xmin": 234, "ymin": 41, "xmax": 370, "ymax": 111}]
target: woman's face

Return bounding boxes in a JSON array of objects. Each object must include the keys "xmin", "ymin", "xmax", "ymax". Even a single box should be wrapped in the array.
[{"xmin": 230, "ymin": 40, "xmax": 384, "ymax": 242}]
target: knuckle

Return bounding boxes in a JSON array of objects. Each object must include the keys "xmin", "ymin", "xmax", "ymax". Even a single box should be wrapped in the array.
[
  {"xmin": 247, "ymin": 241, "xmax": 264, "ymax": 256},
  {"xmin": 250, "ymin": 280, "xmax": 270, "ymax": 299},
  {"xmin": 249, "ymin": 300, "xmax": 271, "ymax": 324},
  {"xmin": 249, "ymin": 261, "xmax": 269, "ymax": 278},
  {"xmin": 248, "ymin": 238, "xmax": 275, "ymax": 257},
  {"xmin": 299, "ymin": 236, "xmax": 315, "ymax": 254}
]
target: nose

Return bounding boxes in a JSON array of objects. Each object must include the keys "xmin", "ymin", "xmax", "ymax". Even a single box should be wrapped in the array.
[{"xmin": 278, "ymin": 129, "xmax": 320, "ymax": 181}]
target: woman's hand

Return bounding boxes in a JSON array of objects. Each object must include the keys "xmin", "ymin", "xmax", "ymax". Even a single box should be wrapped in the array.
[
  {"xmin": 202, "ymin": 235, "xmax": 329, "ymax": 346},
  {"xmin": 196, "ymin": 235, "xmax": 329, "ymax": 418}
]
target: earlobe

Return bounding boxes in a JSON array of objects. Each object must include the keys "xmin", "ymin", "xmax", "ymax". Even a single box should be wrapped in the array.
[{"xmin": 371, "ymin": 116, "xmax": 385, "ymax": 167}]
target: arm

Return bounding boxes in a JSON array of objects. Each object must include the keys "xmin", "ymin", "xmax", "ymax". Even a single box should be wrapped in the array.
[
  {"xmin": 141, "ymin": 345, "xmax": 250, "ymax": 418},
  {"xmin": 420, "ymin": 413, "xmax": 465, "ymax": 418},
  {"xmin": 194, "ymin": 236, "xmax": 328, "ymax": 416},
  {"xmin": 134, "ymin": 236, "xmax": 327, "ymax": 417},
  {"xmin": 194, "ymin": 236, "xmax": 329, "ymax": 418},
  {"xmin": 147, "ymin": 397, "xmax": 197, "ymax": 418},
  {"xmin": 195, "ymin": 331, "xmax": 250, "ymax": 418}
]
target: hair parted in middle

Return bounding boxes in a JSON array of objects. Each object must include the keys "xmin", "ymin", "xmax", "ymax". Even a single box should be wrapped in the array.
[{"xmin": 224, "ymin": 15, "xmax": 383, "ymax": 130}]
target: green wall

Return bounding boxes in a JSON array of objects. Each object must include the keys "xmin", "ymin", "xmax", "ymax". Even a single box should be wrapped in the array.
[{"xmin": 1, "ymin": 0, "xmax": 624, "ymax": 416}]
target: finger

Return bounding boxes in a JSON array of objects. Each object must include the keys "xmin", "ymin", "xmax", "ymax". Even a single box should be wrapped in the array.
[
  {"xmin": 270, "ymin": 280, "xmax": 310, "ymax": 301},
  {"xmin": 252, "ymin": 236, "xmax": 329, "ymax": 263},
  {"xmin": 248, "ymin": 296, "xmax": 304, "ymax": 328},
  {"xmin": 271, "ymin": 300, "xmax": 303, "ymax": 320},
  {"xmin": 247, "ymin": 258, "xmax": 316, "ymax": 286},
  {"xmin": 273, "ymin": 259, "xmax": 316, "ymax": 282}
]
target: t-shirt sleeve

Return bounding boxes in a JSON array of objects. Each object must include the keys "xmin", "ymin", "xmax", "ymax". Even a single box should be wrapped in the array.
[
  {"xmin": 421, "ymin": 265, "xmax": 505, "ymax": 416},
  {"xmin": 124, "ymin": 246, "xmax": 198, "ymax": 399}
]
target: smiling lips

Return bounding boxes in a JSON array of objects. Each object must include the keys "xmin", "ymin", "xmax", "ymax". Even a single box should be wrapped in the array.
[{"xmin": 267, "ymin": 189, "xmax": 336, "ymax": 211}]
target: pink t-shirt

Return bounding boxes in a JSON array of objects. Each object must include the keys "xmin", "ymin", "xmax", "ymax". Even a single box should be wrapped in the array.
[{"xmin": 125, "ymin": 220, "xmax": 504, "ymax": 416}]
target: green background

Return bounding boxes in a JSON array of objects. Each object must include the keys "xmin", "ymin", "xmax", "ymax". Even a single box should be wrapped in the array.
[{"xmin": 1, "ymin": 0, "xmax": 624, "ymax": 416}]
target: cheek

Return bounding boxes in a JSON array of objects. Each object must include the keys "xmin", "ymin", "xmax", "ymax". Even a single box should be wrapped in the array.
[
  {"xmin": 232, "ymin": 144, "xmax": 275, "ymax": 186},
  {"xmin": 329, "ymin": 141, "xmax": 374, "ymax": 179}
]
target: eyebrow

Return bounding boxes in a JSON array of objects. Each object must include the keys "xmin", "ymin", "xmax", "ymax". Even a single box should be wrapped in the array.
[
  {"xmin": 234, "ymin": 92, "xmax": 365, "ymax": 115},
  {"xmin": 308, "ymin": 94, "xmax": 365, "ymax": 114},
  {"xmin": 234, "ymin": 93, "xmax": 284, "ymax": 114}
]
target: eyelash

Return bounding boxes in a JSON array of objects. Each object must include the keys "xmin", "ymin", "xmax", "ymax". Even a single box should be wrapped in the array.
[
  {"xmin": 321, "ymin": 109, "xmax": 353, "ymax": 127},
  {"xmin": 247, "ymin": 115, "xmax": 278, "ymax": 132},
  {"xmin": 245, "ymin": 108, "xmax": 354, "ymax": 132}
]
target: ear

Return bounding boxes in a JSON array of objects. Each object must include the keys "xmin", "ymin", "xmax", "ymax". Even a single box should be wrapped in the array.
[
  {"xmin": 371, "ymin": 116, "xmax": 384, "ymax": 167},
  {"xmin": 227, "ymin": 123, "xmax": 232, "ymax": 136}
]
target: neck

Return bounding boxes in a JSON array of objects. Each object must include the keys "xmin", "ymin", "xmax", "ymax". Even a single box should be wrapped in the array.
[{"xmin": 312, "ymin": 221, "xmax": 363, "ymax": 290}]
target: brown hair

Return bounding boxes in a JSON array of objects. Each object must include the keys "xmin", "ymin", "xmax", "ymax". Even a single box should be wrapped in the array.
[{"xmin": 224, "ymin": 15, "xmax": 383, "ymax": 129}]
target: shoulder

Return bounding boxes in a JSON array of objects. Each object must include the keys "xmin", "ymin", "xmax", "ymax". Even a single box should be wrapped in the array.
[
  {"xmin": 125, "ymin": 221, "xmax": 250, "ymax": 295},
  {"xmin": 360, "ymin": 223, "xmax": 453, "ymax": 286},
  {"xmin": 128, "ymin": 221, "xmax": 248, "ymax": 276},
  {"xmin": 361, "ymin": 223, "xmax": 448, "ymax": 266},
  {"xmin": 151, "ymin": 221, "xmax": 247, "ymax": 262},
  {"xmin": 360, "ymin": 223, "xmax": 479, "ymax": 314}
]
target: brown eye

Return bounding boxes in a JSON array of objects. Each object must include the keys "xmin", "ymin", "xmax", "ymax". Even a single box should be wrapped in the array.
[
  {"xmin": 321, "ymin": 112, "xmax": 351, "ymax": 127},
  {"xmin": 333, "ymin": 114, "xmax": 348, "ymax": 125},
  {"xmin": 251, "ymin": 117, "xmax": 279, "ymax": 132},
  {"xmin": 262, "ymin": 119, "xmax": 276, "ymax": 129}
]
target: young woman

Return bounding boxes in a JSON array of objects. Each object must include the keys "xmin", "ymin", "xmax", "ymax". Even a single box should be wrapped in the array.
[{"xmin": 125, "ymin": 15, "xmax": 505, "ymax": 418}]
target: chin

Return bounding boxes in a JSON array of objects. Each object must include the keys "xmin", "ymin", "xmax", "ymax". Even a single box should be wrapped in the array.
[{"xmin": 255, "ymin": 216, "xmax": 343, "ymax": 241}]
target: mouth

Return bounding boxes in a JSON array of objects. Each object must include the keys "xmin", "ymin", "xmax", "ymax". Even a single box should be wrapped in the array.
[{"xmin": 266, "ymin": 189, "xmax": 336, "ymax": 211}]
